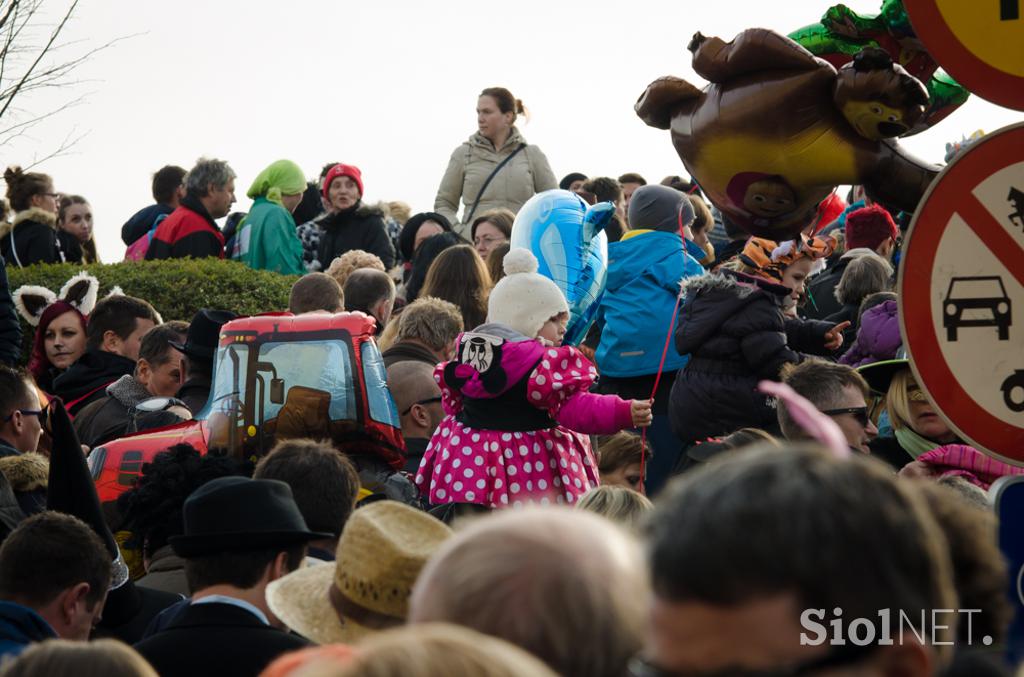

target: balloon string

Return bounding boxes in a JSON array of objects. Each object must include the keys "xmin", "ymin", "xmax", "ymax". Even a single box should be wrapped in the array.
[{"xmin": 639, "ymin": 203, "xmax": 690, "ymax": 494}]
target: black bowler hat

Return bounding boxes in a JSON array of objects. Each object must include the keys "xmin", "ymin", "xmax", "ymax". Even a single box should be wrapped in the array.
[
  {"xmin": 169, "ymin": 477, "xmax": 333, "ymax": 558},
  {"xmin": 169, "ymin": 309, "xmax": 237, "ymax": 362}
]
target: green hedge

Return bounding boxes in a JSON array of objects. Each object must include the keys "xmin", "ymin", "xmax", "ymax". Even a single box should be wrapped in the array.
[{"xmin": 8, "ymin": 258, "xmax": 298, "ymax": 364}]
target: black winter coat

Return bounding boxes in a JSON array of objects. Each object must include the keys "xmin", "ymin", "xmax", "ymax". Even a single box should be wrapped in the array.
[
  {"xmin": 804, "ymin": 256, "xmax": 851, "ymax": 320},
  {"xmin": 0, "ymin": 209, "xmax": 82, "ymax": 268},
  {"xmin": 52, "ymin": 350, "xmax": 136, "ymax": 416},
  {"xmin": 134, "ymin": 602, "xmax": 310, "ymax": 677},
  {"xmin": 315, "ymin": 202, "xmax": 395, "ymax": 270},
  {"xmin": 668, "ymin": 270, "xmax": 833, "ymax": 445}
]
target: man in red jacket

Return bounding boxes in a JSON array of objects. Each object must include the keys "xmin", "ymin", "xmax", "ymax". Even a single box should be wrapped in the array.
[{"xmin": 146, "ymin": 158, "xmax": 236, "ymax": 260}]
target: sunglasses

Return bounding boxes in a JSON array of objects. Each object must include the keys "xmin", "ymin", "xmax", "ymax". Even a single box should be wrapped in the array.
[
  {"xmin": 821, "ymin": 406, "xmax": 870, "ymax": 427},
  {"xmin": 4, "ymin": 405, "xmax": 50, "ymax": 429},
  {"xmin": 401, "ymin": 397, "xmax": 442, "ymax": 417}
]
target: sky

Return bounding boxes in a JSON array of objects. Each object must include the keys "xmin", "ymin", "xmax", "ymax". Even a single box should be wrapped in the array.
[{"xmin": 4, "ymin": 0, "xmax": 1022, "ymax": 261}]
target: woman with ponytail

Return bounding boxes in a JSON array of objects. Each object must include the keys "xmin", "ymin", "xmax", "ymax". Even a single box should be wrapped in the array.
[
  {"xmin": 1, "ymin": 166, "xmax": 82, "ymax": 267},
  {"xmin": 434, "ymin": 87, "xmax": 556, "ymax": 237}
]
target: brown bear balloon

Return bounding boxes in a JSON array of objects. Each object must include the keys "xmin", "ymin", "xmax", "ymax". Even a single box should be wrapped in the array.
[{"xmin": 636, "ymin": 28, "xmax": 941, "ymax": 240}]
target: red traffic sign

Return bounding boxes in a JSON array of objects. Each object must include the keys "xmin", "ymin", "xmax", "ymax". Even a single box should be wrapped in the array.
[
  {"xmin": 905, "ymin": 0, "xmax": 1024, "ymax": 110},
  {"xmin": 900, "ymin": 123, "xmax": 1024, "ymax": 464}
]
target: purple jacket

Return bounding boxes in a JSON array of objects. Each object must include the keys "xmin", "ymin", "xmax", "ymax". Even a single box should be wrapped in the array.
[{"xmin": 839, "ymin": 300, "xmax": 901, "ymax": 368}]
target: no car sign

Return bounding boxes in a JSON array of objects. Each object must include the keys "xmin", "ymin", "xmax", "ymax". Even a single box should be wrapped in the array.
[{"xmin": 899, "ymin": 123, "xmax": 1024, "ymax": 464}]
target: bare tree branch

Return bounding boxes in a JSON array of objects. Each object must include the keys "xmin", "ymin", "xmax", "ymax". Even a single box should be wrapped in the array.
[
  {"xmin": 23, "ymin": 127, "xmax": 85, "ymax": 168},
  {"xmin": 0, "ymin": 0, "xmax": 78, "ymax": 119},
  {"xmin": 0, "ymin": 0, "xmax": 127, "ymax": 162}
]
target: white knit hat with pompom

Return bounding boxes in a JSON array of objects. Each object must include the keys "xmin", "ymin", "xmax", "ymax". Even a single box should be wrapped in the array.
[{"xmin": 486, "ymin": 248, "xmax": 568, "ymax": 338}]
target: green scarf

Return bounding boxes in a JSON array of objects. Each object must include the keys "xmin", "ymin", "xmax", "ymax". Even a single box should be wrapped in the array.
[
  {"xmin": 894, "ymin": 426, "xmax": 943, "ymax": 460},
  {"xmin": 246, "ymin": 159, "xmax": 306, "ymax": 206}
]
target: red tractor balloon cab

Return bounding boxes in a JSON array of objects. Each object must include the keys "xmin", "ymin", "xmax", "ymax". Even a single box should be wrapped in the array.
[{"xmin": 88, "ymin": 312, "xmax": 405, "ymax": 506}]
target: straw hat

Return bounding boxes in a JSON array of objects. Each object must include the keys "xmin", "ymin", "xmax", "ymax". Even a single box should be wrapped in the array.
[{"xmin": 266, "ymin": 500, "xmax": 453, "ymax": 644}]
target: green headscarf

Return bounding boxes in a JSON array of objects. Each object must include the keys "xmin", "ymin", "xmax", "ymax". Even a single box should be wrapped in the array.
[{"xmin": 246, "ymin": 159, "xmax": 306, "ymax": 206}]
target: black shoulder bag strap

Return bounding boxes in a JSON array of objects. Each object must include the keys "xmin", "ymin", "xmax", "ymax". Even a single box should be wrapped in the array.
[{"xmin": 464, "ymin": 143, "xmax": 527, "ymax": 226}]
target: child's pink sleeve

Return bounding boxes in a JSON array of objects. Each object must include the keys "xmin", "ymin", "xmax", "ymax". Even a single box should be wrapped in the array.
[
  {"xmin": 526, "ymin": 346, "xmax": 634, "ymax": 434},
  {"xmin": 434, "ymin": 362, "xmax": 463, "ymax": 416}
]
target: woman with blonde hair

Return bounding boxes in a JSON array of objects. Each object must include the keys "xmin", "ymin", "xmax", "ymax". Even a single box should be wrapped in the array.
[
  {"xmin": 576, "ymin": 485, "xmax": 653, "ymax": 530},
  {"xmin": 419, "ymin": 244, "xmax": 491, "ymax": 331},
  {"xmin": 434, "ymin": 87, "xmax": 556, "ymax": 236},
  {"xmin": 0, "ymin": 639, "xmax": 157, "ymax": 677},
  {"xmin": 860, "ymin": 359, "xmax": 960, "ymax": 467}
]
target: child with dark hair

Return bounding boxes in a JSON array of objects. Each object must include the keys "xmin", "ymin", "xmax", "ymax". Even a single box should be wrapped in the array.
[{"xmin": 116, "ymin": 444, "xmax": 252, "ymax": 597}]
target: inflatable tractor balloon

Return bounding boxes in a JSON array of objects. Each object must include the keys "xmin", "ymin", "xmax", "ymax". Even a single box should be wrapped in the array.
[
  {"xmin": 510, "ymin": 190, "xmax": 611, "ymax": 346},
  {"xmin": 636, "ymin": 28, "xmax": 941, "ymax": 241},
  {"xmin": 790, "ymin": 0, "xmax": 969, "ymax": 134}
]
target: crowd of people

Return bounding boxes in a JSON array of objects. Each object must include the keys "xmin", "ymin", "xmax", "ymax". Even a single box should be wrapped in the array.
[{"xmin": 0, "ymin": 83, "xmax": 1018, "ymax": 676}]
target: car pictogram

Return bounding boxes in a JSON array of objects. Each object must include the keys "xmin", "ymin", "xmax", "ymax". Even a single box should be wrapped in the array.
[{"xmin": 942, "ymin": 276, "xmax": 1012, "ymax": 341}]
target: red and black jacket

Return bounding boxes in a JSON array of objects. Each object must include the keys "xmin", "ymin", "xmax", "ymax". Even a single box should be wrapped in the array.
[{"xmin": 145, "ymin": 195, "xmax": 224, "ymax": 260}]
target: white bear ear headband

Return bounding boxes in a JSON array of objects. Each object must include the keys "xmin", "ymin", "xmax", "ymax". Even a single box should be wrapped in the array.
[{"xmin": 13, "ymin": 272, "xmax": 100, "ymax": 327}]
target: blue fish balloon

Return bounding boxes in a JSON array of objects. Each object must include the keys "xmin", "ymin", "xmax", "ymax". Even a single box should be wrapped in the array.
[{"xmin": 510, "ymin": 190, "xmax": 612, "ymax": 346}]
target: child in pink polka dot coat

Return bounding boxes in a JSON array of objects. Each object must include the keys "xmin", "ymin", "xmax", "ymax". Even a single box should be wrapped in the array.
[{"xmin": 415, "ymin": 249, "xmax": 653, "ymax": 508}]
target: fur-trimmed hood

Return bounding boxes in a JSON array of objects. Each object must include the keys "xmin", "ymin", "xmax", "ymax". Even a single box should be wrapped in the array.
[
  {"xmin": 0, "ymin": 453, "xmax": 49, "ymax": 492},
  {"xmin": 676, "ymin": 269, "xmax": 789, "ymax": 356},
  {"xmin": 0, "ymin": 207, "xmax": 57, "ymax": 239},
  {"xmin": 316, "ymin": 201, "xmax": 385, "ymax": 229},
  {"xmin": 680, "ymin": 268, "xmax": 790, "ymax": 300}
]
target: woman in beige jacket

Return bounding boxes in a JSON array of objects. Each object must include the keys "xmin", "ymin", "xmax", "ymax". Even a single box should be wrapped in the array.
[{"xmin": 434, "ymin": 87, "xmax": 556, "ymax": 238}]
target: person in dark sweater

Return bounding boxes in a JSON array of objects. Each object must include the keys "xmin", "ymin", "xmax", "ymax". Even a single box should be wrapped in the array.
[
  {"xmin": 253, "ymin": 440, "xmax": 360, "ymax": 562},
  {"xmin": 171, "ymin": 309, "xmax": 237, "ymax": 414},
  {"xmin": 121, "ymin": 165, "xmax": 187, "ymax": 246},
  {"xmin": 805, "ymin": 204, "xmax": 898, "ymax": 319},
  {"xmin": 343, "ymin": 269, "xmax": 395, "ymax": 336},
  {"xmin": 73, "ymin": 323, "xmax": 189, "ymax": 449},
  {"xmin": 387, "ymin": 361, "xmax": 444, "ymax": 474},
  {"xmin": 1, "ymin": 166, "xmax": 81, "ymax": 268},
  {"xmin": 53, "ymin": 295, "xmax": 160, "ymax": 416},
  {"xmin": 382, "ymin": 296, "xmax": 462, "ymax": 368},
  {"xmin": 146, "ymin": 158, "xmax": 235, "ymax": 260},
  {"xmin": 0, "ymin": 512, "xmax": 111, "ymax": 660},
  {"xmin": 133, "ymin": 477, "xmax": 328, "ymax": 677},
  {"xmin": 311, "ymin": 164, "xmax": 395, "ymax": 270},
  {"xmin": 0, "ymin": 367, "xmax": 44, "ymax": 459}
]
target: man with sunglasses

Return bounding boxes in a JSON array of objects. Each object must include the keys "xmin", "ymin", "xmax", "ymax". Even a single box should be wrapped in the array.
[
  {"xmin": 778, "ymin": 360, "xmax": 878, "ymax": 454},
  {"xmin": 387, "ymin": 361, "xmax": 444, "ymax": 474},
  {"xmin": 0, "ymin": 367, "xmax": 44, "ymax": 458}
]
